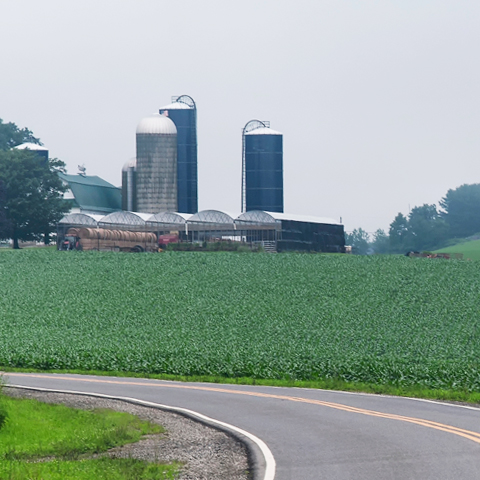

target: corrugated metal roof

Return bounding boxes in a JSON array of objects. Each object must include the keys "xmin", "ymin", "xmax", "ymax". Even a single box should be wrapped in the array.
[
  {"xmin": 14, "ymin": 142, "xmax": 48, "ymax": 151},
  {"xmin": 59, "ymin": 172, "xmax": 119, "ymax": 188},
  {"xmin": 245, "ymin": 127, "xmax": 282, "ymax": 136},
  {"xmin": 136, "ymin": 113, "xmax": 177, "ymax": 135},
  {"xmin": 264, "ymin": 211, "xmax": 341, "ymax": 225},
  {"xmin": 58, "ymin": 172, "xmax": 122, "ymax": 214}
]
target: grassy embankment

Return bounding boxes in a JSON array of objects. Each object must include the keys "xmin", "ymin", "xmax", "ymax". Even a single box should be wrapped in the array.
[
  {"xmin": 435, "ymin": 238, "xmax": 480, "ymax": 261},
  {"xmin": 1, "ymin": 248, "xmax": 480, "ymax": 404},
  {"xmin": 0, "ymin": 386, "xmax": 179, "ymax": 479}
]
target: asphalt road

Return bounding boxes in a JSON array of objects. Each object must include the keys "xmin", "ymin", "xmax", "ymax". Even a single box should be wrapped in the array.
[{"xmin": 5, "ymin": 372, "xmax": 480, "ymax": 480}]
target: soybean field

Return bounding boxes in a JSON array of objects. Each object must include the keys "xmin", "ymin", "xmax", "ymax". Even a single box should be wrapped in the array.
[{"xmin": 1, "ymin": 249, "xmax": 479, "ymax": 392}]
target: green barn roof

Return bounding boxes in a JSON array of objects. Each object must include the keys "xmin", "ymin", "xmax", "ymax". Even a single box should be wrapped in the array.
[{"xmin": 58, "ymin": 172, "xmax": 122, "ymax": 214}]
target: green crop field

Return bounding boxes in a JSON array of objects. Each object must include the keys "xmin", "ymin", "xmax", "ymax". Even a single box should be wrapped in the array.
[{"xmin": 1, "ymin": 249, "xmax": 479, "ymax": 393}]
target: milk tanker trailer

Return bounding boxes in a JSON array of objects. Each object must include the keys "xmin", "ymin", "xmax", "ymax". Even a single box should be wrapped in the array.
[{"xmin": 61, "ymin": 227, "xmax": 158, "ymax": 252}]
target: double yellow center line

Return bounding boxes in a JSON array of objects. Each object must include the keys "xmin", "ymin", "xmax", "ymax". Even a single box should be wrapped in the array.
[{"xmin": 8, "ymin": 373, "xmax": 480, "ymax": 445}]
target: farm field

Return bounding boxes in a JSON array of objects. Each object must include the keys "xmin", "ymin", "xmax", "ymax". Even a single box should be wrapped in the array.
[{"xmin": 0, "ymin": 249, "xmax": 479, "ymax": 393}]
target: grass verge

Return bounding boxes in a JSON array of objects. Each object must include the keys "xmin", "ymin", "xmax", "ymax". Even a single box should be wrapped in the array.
[
  {"xmin": 0, "ymin": 393, "xmax": 179, "ymax": 479},
  {"xmin": 3, "ymin": 366, "xmax": 480, "ymax": 406}
]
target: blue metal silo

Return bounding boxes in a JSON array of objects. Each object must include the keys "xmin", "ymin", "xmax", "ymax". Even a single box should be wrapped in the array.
[
  {"xmin": 242, "ymin": 120, "xmax": 283, "ymax": 213},
  {"xmin": 159, "ymin": 95, "xmax": 198, "ymax": 213}
]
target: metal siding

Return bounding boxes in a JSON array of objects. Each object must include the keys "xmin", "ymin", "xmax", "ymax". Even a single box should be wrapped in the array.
[
  {"xmin": 245, "ymin": 133, "xmax": 283, "ymax": 213},
  {"xmin": 277, "ymin": 221, "xmax": 345, "ymax": 253},
  {"xmin": 162, "ymin": 108, "xmax": 198, "ymax": 214}
]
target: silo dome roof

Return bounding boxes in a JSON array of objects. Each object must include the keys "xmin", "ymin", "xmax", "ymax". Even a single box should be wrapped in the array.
[
  {"xmin": 14, "ymin": 142, "xmax": 48, "ymax": 151},
  {"xmin": 122, "ymin": 158, "xmax": 137, "ymax": 171},
  {"xmin": 160, "ymin": 102, "xmax": 192, "ymax": 110},
  {"xmin": 245, "ymin": 127, "xmax": 282, "ymax": 135},
  {"xmin": 136, "ymin": 113, "xmax": 177, "ymax": 135}
]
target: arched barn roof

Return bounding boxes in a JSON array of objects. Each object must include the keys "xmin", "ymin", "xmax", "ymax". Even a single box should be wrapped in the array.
[
  {"xmin": 188, "ymin": 210, "xmax": 235, "ymax": 225},
  {"xmin": 236, "ymin": 210, "xmax": 278, "ymax": 224},
  {"xmin": 147, "ymin": 212, "xmax": 190, "ymax": 225},
  {"xmin": 58, "ymin": 213, "xmax": 103, "ymax": 227},
  {"xmin": 99, "ymin": 211, "xmax": 151, "ymax": 228}
]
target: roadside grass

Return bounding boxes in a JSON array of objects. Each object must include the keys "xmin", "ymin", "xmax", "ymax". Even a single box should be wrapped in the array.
[
  {"xmin": 4, "ymin": 367, "xmax": 480, "ymax": 406},
  {"xmin": 0, "ymin": 393, "xmax": 179, "ymax": 479},
  {"xmin": 0, "ymin": 458, "xmax": 179, "ymax": 480}
]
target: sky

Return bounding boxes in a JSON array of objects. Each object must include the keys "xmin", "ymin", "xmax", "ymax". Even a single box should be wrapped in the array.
[{"xmin": 1, "ymin": 0, "xmax": 479, "ymax": 234}]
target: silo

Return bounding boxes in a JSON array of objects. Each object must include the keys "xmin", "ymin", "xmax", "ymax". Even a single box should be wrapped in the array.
[
  {"xmin": 136, "ymin": 113, "xmax": 177, "ymax": 213},
  {"xmin": 159, "ymin": 95, "xmax": 197, "ymax": 213},
  {"xmin": 242, "ymin": 120, "xmax": 283, "ymax": 213},
  {"xmin": 14, "ymin": 143, "xmax": 49, "ymax": 164},
  {"xmin": 121, "ymin": 158, "xmax": 137, "ymax": 211}
]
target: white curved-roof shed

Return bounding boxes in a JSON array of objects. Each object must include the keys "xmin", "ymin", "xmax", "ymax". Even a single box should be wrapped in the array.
[
  {"xmin": 136, "ymin": 113, "xmax": 177, "ymax": 135},
  {"xmin": 147, "ymin": 212, "xmax": 191, "ymax": 226},
  {"xmin": 99, "ymin": 211, "xmax": 151, "ymax": 227},
  {"xmin": 58, "ymin": 213, "xmax": 104, "ymax": 227}
]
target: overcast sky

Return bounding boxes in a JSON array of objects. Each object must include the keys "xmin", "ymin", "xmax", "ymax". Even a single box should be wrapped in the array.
[{"xmin": 1, "ymin": 1, "xmax": 479, "ymax": 233}]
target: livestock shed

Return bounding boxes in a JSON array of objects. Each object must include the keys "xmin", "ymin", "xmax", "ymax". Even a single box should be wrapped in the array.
[{"xmin": 57, "ymin": 209, "xmax": 345, "ymax": 253}]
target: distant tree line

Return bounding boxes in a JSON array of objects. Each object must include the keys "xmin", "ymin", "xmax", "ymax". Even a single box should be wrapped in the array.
[
  {"xmin": 346, "ymin": 184, "xmax": 480, "ymax": 254},
  {"xmin": 0, "ymin": 119, "xmax": 70, "ymax": 248}
]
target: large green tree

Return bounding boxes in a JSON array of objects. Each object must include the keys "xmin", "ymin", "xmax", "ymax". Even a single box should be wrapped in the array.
[
  {"xmin": 0, "ymin": 149, "xmax": 69, "ymax": 248},
  {"xmin": 389, "ymin": 213, "xmax": 410, "ymax": 252},
  {"xmin": 345, "ymin": 228, "xmax": 370, "ymax": 255},
  {"xmin": 370, "ymin": 228, "xmax": 390, "ymax": 254},
  {"xmin": 439, "ymin": 184, "xmax": 480, "ymax": 238},
  {"xmin": 408, "ymin": 204, "xmax": 449, "ymax": 251},
  {"xmin": 0, "ymin": 179, "xmax": 10, "ymax": 240},
  {"xmin": 0, "ymin": 118, "xmax": 41, "ymax": 150}
]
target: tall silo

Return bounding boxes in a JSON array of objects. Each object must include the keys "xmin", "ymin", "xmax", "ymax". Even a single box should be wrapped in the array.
[
  {"xmin": 242, "ymin": 120, "xmax": 283, "ymax": 213},
  {"xmin": 14, "ymin": 143, "xmax": 49, "ymax": 164},
  {"xmin": 121, "ymin": 158, "xmax": 137, "ymax": 211},
  {"xmin": 136, "ymin": 113, "xmax": 177, "ymax": 213},
  {"xmin": 159, "ymin": 95, "xmax": 198, "ymax": 213}
]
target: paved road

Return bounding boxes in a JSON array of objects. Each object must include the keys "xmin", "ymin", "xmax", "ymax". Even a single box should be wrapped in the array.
[{"xmin": 5, "ymin": 372, "xmax": 480, "ymax": 480}]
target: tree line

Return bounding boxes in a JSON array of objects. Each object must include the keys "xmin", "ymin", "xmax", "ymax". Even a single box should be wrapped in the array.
[
  {"xmin": 346, "ymin": 185, "xmax": 480, "ymax": 254},
  {"xmin": 0, "ymin": 119, "xmax": 69, "ymax": 248}
]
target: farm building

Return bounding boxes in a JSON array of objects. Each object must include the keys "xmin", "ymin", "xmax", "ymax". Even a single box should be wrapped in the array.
[
  {"xmin": 57, "ymin": 210, "xmax": 345, "ymax": 253},
  {"xmin": 58, "ymin": 172, "xmax": 122, "ymax": 215}
]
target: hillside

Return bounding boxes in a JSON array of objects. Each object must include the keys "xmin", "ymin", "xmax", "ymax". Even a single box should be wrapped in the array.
[{"xmin": 435, "ymin": 237, "xmax": 480, "ymax": 261}]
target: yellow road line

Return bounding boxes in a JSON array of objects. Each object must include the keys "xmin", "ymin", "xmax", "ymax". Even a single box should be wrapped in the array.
[{"xmin": 7, "ymin": 373, "xmax": 480, "ymax": 445}]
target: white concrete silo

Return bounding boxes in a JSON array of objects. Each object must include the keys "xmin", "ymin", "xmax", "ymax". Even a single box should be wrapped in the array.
[{"xmin": 136, "ymin": 113, "xmax": 177, "ymax": 213}]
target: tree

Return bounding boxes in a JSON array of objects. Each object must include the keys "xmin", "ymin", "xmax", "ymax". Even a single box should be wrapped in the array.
[
  {"xmin": 0, "ymin": 118, "xmax": 41, "ymax": 151},
  {"xmin": 389, "ymin": 213, "xmax": 410, "ymax": 253},
  {"xmin": 408, "ymin": 204, "xmax": 449, "ymax": 251},
  {"xmin": 345, "ymin": 228, "xmax": 370, "ymax": 255},
  {"xmin": 439, "ymin": 184, "xmax": 480, "ymax": 238},
  {"xmin": 0, "ymin": 150, "xmax": 69, "ymax": 248},
  {"xmin": 0, "ymin": 179, "xmax": 11, "ymax": 240},
  {"xmin": 371, "ymin": 229, "xmax": 390, "ymax": 254}
]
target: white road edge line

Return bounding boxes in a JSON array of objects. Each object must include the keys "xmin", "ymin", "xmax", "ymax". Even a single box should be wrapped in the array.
[{"xmin": 7, "ymin": 384, "xmax": 276, "ymax": 480}]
